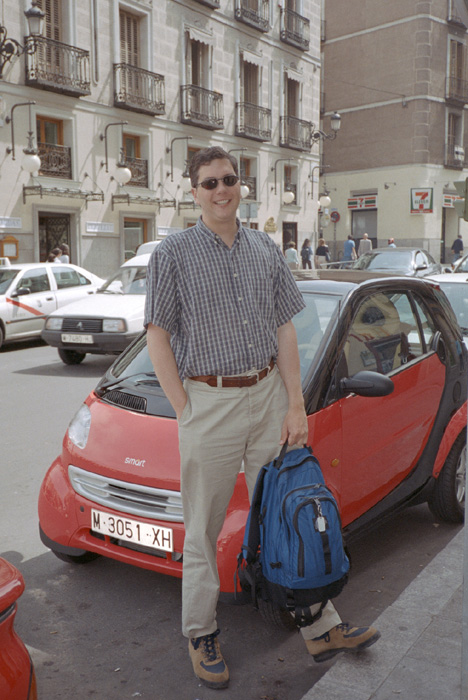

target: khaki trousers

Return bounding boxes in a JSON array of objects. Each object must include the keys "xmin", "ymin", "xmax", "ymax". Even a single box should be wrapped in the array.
[{"xmin": 178, "ymin": 367, "xmax": 341, "ymax": 640}]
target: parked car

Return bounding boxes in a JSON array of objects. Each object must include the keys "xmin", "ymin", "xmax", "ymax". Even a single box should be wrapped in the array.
[
  {"xmin": 42, "ymin": 253, "xmax": 150, "ymax": 365},
  {"xmin": 38, "ymin": 271, "xmax": 467, "ymax": 620},
  {"xmin": 427, "ymin": 272, "xmax": 468, "ymax": 348},
  {"xmin": 0, "ymin": 262, "xmax": 103, "ymax": 349},
  {"xmin": 351, "ymin": 247, "xmax": 442, "ymax": 277},
  {"xmin": 0, "ymin": 557, "xmax": 37, "ymax": 700},
  {"xmin": 136, "ymin": 240, "xmax": 161, "ymax": 256},
  {"xmin": 452, "ymin": 252, "xmax": 468, "ymax": 273}
]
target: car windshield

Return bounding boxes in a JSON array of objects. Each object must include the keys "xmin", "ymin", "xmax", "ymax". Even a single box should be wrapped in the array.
[
  {"xmin": 106, "ymin": 290, "xmax": 341, "ymax": 386},
  {"xmin": 436, "ymin": 283, "xmax": 468, "ymax": 332},
  {"xmin": 454, "ymin": 256, "xmax": 468, "ymax": 273},
  {"xmin": 98, "ymin": 266, "xmax": 147, "ymax": 295},
  {"xmin": 353, "ymin": 251, "xmax": 413, "ymax": 272},
  {"xmin": 0, "ymin": 268, "xmax": 18, "ymax": 294}
]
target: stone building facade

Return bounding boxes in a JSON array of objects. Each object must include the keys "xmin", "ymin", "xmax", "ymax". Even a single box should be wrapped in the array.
[
  {"xmin": 0, "ymin": 0, "xmax": 323, "ymax": 278},
  {"xmin": 321, "ymin": 0, "xmax": 468, "ymax": 263}
]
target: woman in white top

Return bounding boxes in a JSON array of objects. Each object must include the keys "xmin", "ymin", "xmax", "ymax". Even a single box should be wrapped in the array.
[{"xmin": 284, "ymin": 242, "xmax": 299, "ymax": 270}]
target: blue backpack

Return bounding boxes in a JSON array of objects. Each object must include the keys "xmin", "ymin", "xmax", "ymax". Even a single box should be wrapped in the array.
[{"xmin": 237, "ymin": 445, "xmax": 350, "ymax": 628}]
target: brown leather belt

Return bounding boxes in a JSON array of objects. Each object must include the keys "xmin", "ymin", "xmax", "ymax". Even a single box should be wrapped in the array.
[{"xmin": 189, "ymin": 359, "xmax": 275, "ymax": 388}]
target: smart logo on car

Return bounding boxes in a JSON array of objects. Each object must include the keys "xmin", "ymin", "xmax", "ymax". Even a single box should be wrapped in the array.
[{"xmin": 125, "ymin": 457, "xmax": 146, "ymax": 467}]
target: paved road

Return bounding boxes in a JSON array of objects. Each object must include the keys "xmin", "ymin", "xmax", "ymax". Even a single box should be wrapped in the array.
[{"xmin": 1, "ymin": 341, "xmax": 462, "ymax": 699}]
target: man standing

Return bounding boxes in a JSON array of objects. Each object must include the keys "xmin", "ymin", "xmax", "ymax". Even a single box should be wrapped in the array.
[
  {"xmin": 451, "ymin": 233, "xmax": 463, "ymax": 263},
  {"xmin": 357, "ymin": 232, "xmax": 372, "ymax": 256},
  {"xmin": 342, "ymin": 235, "xmax": 357, "ymax": 264},
  {"xmin": 144, "ymin": 146, "xmax": 380, "ymax": 689}
]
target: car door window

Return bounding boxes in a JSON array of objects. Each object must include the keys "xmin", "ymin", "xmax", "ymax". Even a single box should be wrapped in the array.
[
  {"xmin": 412, "ymin": 296, "xmax": 436, "ymax": 350},
  {"xmin": 343, "ymin": 292, "xmax": 424, "ymax": 378},
  {"xmin": 52, "ymin": 267, "xmax": 91, "ymax": 289},
  {"xmin": 17, "ymin": 268, "xmax": 51, "ymax": 293}
]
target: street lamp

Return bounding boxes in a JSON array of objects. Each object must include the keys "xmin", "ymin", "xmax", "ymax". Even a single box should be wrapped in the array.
[
  {"xmin": 311, "ymin": 111, "xmax": 341, "ymax": 144},
  {"xmin": 283, "ymin": 187, "xmax": 295, "ymax": 205},
  {"xmin": 0, "ymin": 1, "xmax": 45, "ymax": 79}
]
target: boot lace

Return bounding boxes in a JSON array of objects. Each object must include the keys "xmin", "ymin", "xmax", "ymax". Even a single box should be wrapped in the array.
[{"xmin": 193, "ymin": 629, "xmax": 221, "ymax": 662}]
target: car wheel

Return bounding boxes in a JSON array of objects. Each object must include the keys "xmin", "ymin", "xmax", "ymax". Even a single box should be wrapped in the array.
[
  {"xmin": 257, "ymin": 598, "xmax": 298, "ymax": 631},
  {"xmin": 428, "ymin": 431, "xmax": 466, "ymax": 523},
  {"xmin": 58, "ymin": 348, "xmax": 86, "ymax": 365},
  {"xmin": 52, "ymin": 550, "xmax": 100, "ymax": 565}
]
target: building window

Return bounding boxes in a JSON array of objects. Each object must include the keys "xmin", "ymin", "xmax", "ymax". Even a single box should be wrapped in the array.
[
  {"xmin": 181, "ymin": 32, "xmax": 223, "ymax": 130},
  {"xmin": 447, "ymin": 39, "xmax": 468, "ymax": 104},
  {"xmin": 446, "ymin": 112, "xmax": 465, "ymax": 167},
  {"xmin": 36, "ymin": 116, "xmax": 72, "ymax": 179},
  {"xmin": 120, "ymin": 9, "xmax": 140, "ymax": 67},
  {"xmin": 280, "ymin": 75, "xmax": 312, "ymax": 151},
  {"xmin": 122, "ymin": 134, "xmax": 149, "ymax": 188}
]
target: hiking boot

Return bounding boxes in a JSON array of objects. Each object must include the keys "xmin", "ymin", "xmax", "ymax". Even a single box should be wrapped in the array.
[
  {"xmin": 188, "ymin": 628, "xmax": 229, "ymax": 689},
  {"xmin": 305, "ymin": 622, "xmax": 381, "ymax": 662}
]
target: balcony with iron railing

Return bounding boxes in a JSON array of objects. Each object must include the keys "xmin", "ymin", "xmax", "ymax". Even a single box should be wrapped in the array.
[
  {"xmin": 194, "ymin": 0, "xmax": 220, "ymax": 7},
  {"xmin": 180, "ymin": 85, "xmax": 224, "ymax": 130},
  {"xmin": 235, "ymin": 102, "xmax": 271, "ymax": 141},
  {"xmin": 235, "ymin": 0, "xmax": 270, "ymax": 32},
  {"xmin": 445, "ymin": 137, "xmax": 465, "ymax": 168},
  {"xmin": 280, "ymin": 9, "xmax": 310, "ymax": 51},
  {"xmin": 280, "ymin": 116, "xmax": 312, "ymax": 151},
  {"xmin": 114, "ymin": 64, "xmax": 165, "ymax": 116},
  {"xmin": 122, "ymin": 156, "xmax": 149, "ymax": 188},
  {"xmin": 37, "ymin": 143, "xmax": 72, "ymax": 179},
  {"xmin": 24, "ymin": 35, "xmax": 91, "ymax": 96},
  {"xmin": 446, "ymin": 76, "xmax": 468, "ymax": 105}
]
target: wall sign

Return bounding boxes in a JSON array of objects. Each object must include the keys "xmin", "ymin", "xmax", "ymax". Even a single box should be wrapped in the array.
[
  {"xmin": 86, "ymin": 222, "xmax": 115, "ymax": 233},
  {"xmin": 410, "ymin": 188, "xmax": 433, "ymax": 214},
  {"xmin": 348, "ymin": 196, "xmax": 377, "ymax": 209},
  {"xmin": 0, "ymin": 217, "xmax": 21, "ymax": 229}
]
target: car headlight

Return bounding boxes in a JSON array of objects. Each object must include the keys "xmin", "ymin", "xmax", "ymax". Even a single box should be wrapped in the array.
[
  {"xmin": 45, "ymin": 317, "xmax": 63, "ymax": 330},
  {"xmin": 68, "ymin": 404, "xmax": 91, "ymax": 449},
  {"xmin": 102, "ymin": 319, "xmax": 126, "ymax": 332}
]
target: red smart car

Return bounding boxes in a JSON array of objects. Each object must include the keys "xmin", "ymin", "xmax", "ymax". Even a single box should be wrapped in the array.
[
  {"xmin": 0, "ymin": 558, "xmax": 37, "ymax": 700},
  {"xmin": 38, "ymin": 271, "xmax": 467, "ymax": 606}
]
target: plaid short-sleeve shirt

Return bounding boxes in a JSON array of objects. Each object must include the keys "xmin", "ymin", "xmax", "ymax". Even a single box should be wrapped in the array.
[{"xmin": 144, "ymin": 217, "xmax": 305, "ymax": 379}]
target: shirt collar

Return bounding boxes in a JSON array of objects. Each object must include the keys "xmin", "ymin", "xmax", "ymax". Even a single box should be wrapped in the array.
[{"xmin": 197, "ymin": 216, "xmax": 244, "ymax": 249}]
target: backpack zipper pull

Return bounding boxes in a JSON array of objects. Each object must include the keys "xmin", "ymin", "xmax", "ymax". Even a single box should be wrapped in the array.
[{"xmin": 315, "ymin": 502, "xmax": 327, "ymax": 532}]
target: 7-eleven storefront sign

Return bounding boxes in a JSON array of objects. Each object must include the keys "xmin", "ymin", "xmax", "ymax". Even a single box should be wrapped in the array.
[{"xmin": 348, "ymin": 195, "xmax": 377, "ymax": 209}]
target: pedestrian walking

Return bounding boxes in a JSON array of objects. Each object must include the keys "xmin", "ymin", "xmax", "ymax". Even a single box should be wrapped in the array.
[
  {"xmin": 285, "ymin": 241, "xmax": 299, "ymax": 270},
  {"xmin": 315, "ymin": 238, "xmax": 330, "ymax": 269},
  {"xmin": 300, "ymin": 238, "xmax": 313, "ymax": 269},
  {"xmin": 144, "ymin": 146, "xmax": 380, "ymax": 690},
  {"xmin": 451, "ymin": 234, "xmax": 463, "ymax": 263},
  {"xmin": 342, "ymin": 235, "xmax": 357, "ymax": 265},
  {"xmin": 358, "ymin": 233, "xmax": 372, "ymax": 257}
]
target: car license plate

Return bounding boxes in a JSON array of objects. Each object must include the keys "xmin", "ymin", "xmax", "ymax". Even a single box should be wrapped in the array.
[
  {"xmin": 61, "ymin": 333, "xmax": 94, "ymax": 344},
  {"xmin": 91, "ymin": 509, "xmax": 173, "ymax": 552}
]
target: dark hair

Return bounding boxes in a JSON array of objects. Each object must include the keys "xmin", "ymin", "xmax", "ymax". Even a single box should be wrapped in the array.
[
  {"xmin": 59, "ymin": 243, "xmax": 69, "ymax": 254},
  {"xmin": 189, "ymin": 146, "xmax": 238, "ymax": 187},
  {"xmin": 51, "ymin": 248, "xmax": 61, "ymax": 256}
]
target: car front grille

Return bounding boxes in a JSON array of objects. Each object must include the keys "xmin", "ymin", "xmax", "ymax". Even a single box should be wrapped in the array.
[
  {"xmin": 62, "ymin": 318, "xmax": 103, "ymax": 333},
  {"xmin": 102, "ymin": 390, "xmax": 147, "ymax": 413},
  {"xmin": 68, "ymin": 465, "xmax": 184, "ymax": 522}
]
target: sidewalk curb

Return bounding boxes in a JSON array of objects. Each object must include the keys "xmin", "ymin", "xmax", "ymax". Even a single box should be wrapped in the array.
[{"xmin": 301, "ymin": 528, "xmax": 464, "ymax": 700}]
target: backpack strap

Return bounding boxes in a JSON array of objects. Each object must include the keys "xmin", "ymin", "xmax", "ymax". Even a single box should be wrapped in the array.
[
  {"xmin": 294, "ymin": 600, "xmax": 327, "ymax": 628},
  {"xmin": 244, "ymin": 466, "xmax": 267, "ymax": 564}
]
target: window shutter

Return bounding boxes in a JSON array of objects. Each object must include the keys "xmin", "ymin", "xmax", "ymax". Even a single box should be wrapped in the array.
[{"xmin": 120, "ymin": 10, "xmax": 139, "ymax": 66}]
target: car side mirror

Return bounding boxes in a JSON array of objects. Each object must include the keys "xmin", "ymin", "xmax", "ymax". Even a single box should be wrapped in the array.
[
  {"xmin": 415, "ymin": 263, "xmax": 428, "ymax": 271},
  {"xmin": 340, "ymin": 370, "xmax": 394, "ymax": 397},
  {"xmin": 11, "ymin": 288, "xmax": 31, "ymax": 297}
]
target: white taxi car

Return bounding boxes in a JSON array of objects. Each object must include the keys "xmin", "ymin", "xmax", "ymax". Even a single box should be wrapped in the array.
[
  {"xmin": 42, "ymin": 253, "xmax": 150, "ymax": 364},
  {"xmin": 0, "ymin": 262, "xmax": 103, "ymax": 350}
]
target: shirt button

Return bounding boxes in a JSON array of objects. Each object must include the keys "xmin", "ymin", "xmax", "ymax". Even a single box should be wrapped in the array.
[
  {"xmin": 234, "ymin": 273, "xmax": 238, "ymax": 277},
  {"xmin": 238, "ymin": 297, "xmax": 242, "ymax": 302},
  {"xmin": 244, "ymin": 320, "xmax": 248, "ymax": 324}
]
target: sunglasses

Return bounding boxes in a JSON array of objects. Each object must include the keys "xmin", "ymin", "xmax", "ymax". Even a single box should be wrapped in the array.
[{"xmin": 195, "ymin": 175, "xmax": 240, "ymax": 190}]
